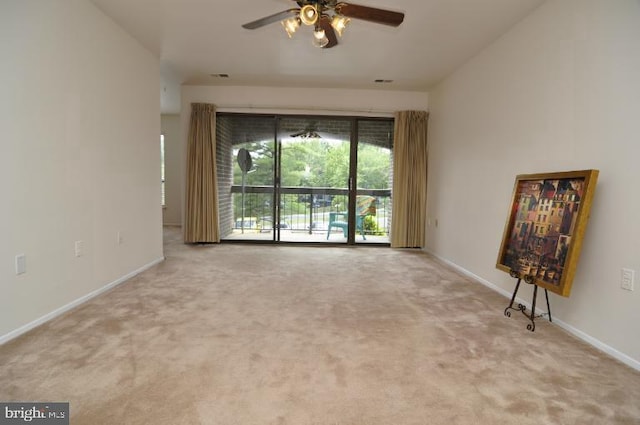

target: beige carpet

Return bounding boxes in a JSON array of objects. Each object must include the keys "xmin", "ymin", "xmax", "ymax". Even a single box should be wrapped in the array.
[{"xmin": 1, "ymin": 227, "xmax": 639, "ymax": 425}]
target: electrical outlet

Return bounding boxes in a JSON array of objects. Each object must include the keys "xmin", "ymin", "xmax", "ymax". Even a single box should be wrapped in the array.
[
  {"xmin": 15, "ymin": 254, "xmax": 26, "ymax": 275},
  {"xmin": 621, "ymin": 268, "xmax": 635, "ymax": 291},
  {"xmin": 117, "ymin": 231, "xmax": 123, "ymax": 245},
  {"xmin": 75, "ymin": 241, "xmax": 83, "ymax": 257}
]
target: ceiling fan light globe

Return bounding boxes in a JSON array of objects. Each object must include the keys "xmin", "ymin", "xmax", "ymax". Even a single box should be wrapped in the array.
[
  {"xmin": 312, "ymin": 35, "xmax": 329, "ymax": 48},
  {"xmin": 282, "ymin": 17, "xmax": 300, "ymax": 38},
  {"xmin": 331, "ymin": 15, "xmax": 350, "ymax": 37},
  {"xmin": 300, "ymin": 5, "xmax": 319, "ymax": 26},
  {"xmin": 313, "ymin": 28, "xmax": 326, "ymax": 40}
]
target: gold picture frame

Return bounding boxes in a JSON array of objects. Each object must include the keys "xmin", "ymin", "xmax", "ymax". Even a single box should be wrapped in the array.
[{"xmin": 496, "ymin": 170, "xmax": 599, "ymax": 297}]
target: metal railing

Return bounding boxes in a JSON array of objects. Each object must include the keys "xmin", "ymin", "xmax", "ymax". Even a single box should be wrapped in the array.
[{"xmin": 228, "ymin": 185, "xmax": 391, "ymax": 238}]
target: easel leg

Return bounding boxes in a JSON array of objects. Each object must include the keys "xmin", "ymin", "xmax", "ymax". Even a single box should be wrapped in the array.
[
  {"xmin": 527, "ymin": 284, "xmax": 538, "ymax": 332},
  {"xmin": 545, "ymin": 289, "xmax": 552, "ymax": 323},
  {"xmin": 504, "ymin": 271, "xmax": 554, "ymax": 331},
  {"xmin": 525, "ymin": 285, "xmax": 553, "ymax": 331},
  {"xmin": 504, "ymin": 278, "xmax": 525, "ymax": 317}
]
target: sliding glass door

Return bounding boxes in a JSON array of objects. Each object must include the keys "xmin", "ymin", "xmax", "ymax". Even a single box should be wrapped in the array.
[{"xmin": 217, "ymin": 113, "xmax": 393, "ymax": 244}]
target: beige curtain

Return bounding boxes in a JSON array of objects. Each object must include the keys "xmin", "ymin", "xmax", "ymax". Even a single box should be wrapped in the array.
[
  {"xmin": 184, "ymin": 103, "xmax": 220, "ymax": 243},
  {"xmin": 391, "ymin": 111, "xmax": 429, "ymax": 248}
]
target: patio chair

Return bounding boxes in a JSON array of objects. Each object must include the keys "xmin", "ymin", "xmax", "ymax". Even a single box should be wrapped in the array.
[{"xmin": 326, "ymin": 195, "xmax": 376, "ymax": 240}]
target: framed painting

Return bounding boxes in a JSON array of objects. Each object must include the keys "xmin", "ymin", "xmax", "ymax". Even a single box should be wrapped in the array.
[{"xmin": 496, "ymin": 170, "xmax": 599, "ymax": 297}]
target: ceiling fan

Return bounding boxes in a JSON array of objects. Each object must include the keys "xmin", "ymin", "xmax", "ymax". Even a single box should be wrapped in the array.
[
  {"xmin": 242, "ymin": 1, "xmax": 404, "ymax": 49},
  {"xmin": 290, "ymin": 122, "xmax": 322, "ymax": 138}
]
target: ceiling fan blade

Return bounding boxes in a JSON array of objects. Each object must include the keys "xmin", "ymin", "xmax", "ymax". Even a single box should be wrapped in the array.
[
  {"xmin": 334, "ymin": 2, "xmax": 404, "ymax": 27},
  {"xmin": 242, "ymin": 9, "xmax": 299, "ymax": 30},
  {"xmin": 319, "ymin": 15, "xmax": 338, "ymax": 48}
]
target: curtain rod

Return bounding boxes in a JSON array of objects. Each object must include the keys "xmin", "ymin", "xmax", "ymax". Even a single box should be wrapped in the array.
[{"xmin": 215, "ymin": 104, "xmax": 396, "ymax": 117}]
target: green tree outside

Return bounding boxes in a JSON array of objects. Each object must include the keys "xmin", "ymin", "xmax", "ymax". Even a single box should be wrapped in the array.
[{"xmin": 233, "ymin": 139, "xmax": 390, "ymax": 189}]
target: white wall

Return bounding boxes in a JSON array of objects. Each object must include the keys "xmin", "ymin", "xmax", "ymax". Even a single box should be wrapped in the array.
[
  {"xmin": 426, "ymin": 0, "xmax": 640, "ymax": 367},
  {"xmin": 0, "ymin": 0, "xmax": 163, "ymax": 340},
  {"xmin": 177, "ymin": 85, "xmax": 429, "ymax": 225},
  {"xmin": 161, "ymin": 114, "xmax": 182, "ymax": 226}
]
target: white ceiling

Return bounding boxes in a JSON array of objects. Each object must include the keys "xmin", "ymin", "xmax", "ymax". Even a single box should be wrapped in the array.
[{"xmin": 89, "ymin": 0, "xmax": 545, "ymax": 113}]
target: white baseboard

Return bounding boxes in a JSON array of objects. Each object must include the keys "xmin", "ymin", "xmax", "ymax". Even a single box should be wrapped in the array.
[
  {"xmin": 424, "ymin": 249, "xmax": 640, "ymax": 372},
  {"xmin": 0, "ymin": 256, "xmax": 165, "ymax": 345}
]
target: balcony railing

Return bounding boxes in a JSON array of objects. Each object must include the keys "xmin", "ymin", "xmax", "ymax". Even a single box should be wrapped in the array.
[{"xmin": 226, "ymin": 185, "xmax": 391, "ymax": 242}]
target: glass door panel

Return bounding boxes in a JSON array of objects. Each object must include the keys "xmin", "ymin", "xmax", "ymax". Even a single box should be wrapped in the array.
[
  {"xmin": 277, "ymin": 117, "xmax": 352, "ymax": 243},
  {"xmin": 355, "ymin": 119, "xmax": 394, "ymax": 244},
  {"xmin": 218, "ymin": 115, "xmax": 276, "ymax": 241}
]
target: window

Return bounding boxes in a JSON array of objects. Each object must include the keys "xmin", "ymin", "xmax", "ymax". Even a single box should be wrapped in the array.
[{"xmin": 160, "ymin": 134, "xmax": 165, "ymax": 206}]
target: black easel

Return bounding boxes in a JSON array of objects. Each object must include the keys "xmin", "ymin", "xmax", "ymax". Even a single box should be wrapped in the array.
[{"xmin": 504, "ymin": 270, "xmax": 552, "ymax": 331}]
